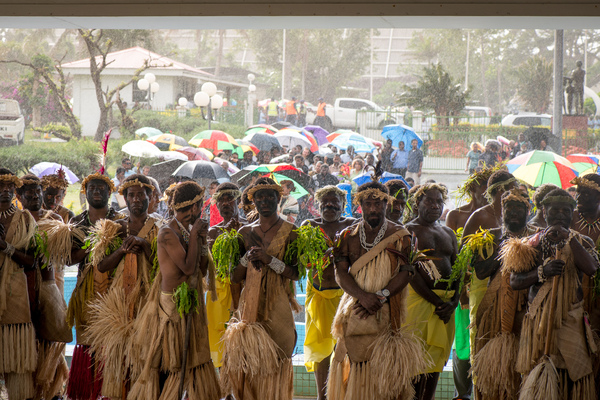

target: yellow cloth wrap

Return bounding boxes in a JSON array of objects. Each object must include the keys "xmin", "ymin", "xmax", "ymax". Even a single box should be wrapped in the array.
[
  {"xmin": 206, "ymin": 279, "xmax": 232, "ymax": 368},
  {"xmin": 304, "ymin": 284, "xmax": 344, "ymax": 373},
  {"xmin": 405, "ymin": 287, "xmax": 455, "ymax": 373},
  {"xmin": 469, "ymin": 275, "xmax": 489, "ymax": 365}
]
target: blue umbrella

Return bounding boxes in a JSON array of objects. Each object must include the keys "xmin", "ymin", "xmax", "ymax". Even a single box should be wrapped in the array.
[
  {"xmin": 337, "ymin": 183, "xmax": 353, "ymax": 218},
  {"xmin": 352, "ymin": 171, "xmax": 411, "ymax": 188},
  {"xmin": 30, "ymin": 162, "xmax": 79, "ymax": 183},
  {"xmin": 381, "ymin": 124, "xmax": 423, "ymax": 149},
  {"xmin": 330, "ymin": 133, "xmax": 375, "ymax": 153},
  {"xmin": 380, "ymin": 172, "xmax": 411, "ymax": 188}
]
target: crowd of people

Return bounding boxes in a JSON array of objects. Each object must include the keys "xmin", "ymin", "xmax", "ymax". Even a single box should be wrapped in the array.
[
  {"xmin": 1, "ymin": 134, "xmax": 600, "ymax": 400},
  {"xmin": 465, "ymin": 132, "xmax": 557, "ymax": 175},
  {"xmin": 258, "ymin": 97, "xmax": 326, "ymax": 128}
]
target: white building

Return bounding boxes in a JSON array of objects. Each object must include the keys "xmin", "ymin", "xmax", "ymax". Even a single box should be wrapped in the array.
[{"xmin": 61, "ymin": 46, "xmax": 214, "ymax": 136}]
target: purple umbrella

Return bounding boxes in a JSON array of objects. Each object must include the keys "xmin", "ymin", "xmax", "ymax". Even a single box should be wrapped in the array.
[
  {"xmin": 30, "ymin": 162, "xmax": 79, "ymax": 183},
  {"xmin": 304, "ymin": 125, "xmax": 330, "ymax": 146}
]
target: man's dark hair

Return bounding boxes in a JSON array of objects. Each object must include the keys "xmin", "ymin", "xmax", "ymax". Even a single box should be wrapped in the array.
[
  {"xmin": 116, "ymin": 167, "xmax": 125, "ymax": 175},
  {"xmin": 122, "ymin": 158, "xmax": 131, "ymax": 164},
  {"xmin": 121, "ymin": 174, "xmax": 153, "ymax": 197},
  {"xmin": 216, "ymin": 182, "xmax": 240, "ymax": 192},
  {"xmin": 533, "ymin": 183, "xmax": 559, "ymax": 209},
  {"xmin": 295, "ymin": 154, "xmax": 303, "ymax": 160},
  {"xmin": 0, "ymin": 168, "xmax": 15, "ymax": 176},
  {"xmin": 172, "ymin": 181, "xmax": 205, "ymax": 212},
  {"xmin": 385, "ymin": 179, "xmax": 408, "ymax": 200},
  {"xmin": 487, "ymin": 170, "xmax": 515, "ymax": 197},
  {"xmin": 580, "ymin": 173, "xmax": 600, "ymax": 187},
  {"xmin": 542, "ymin": 188, "xmax": 575, "ymax": 210},
  {"xmin": 357, "ymin": 181, "xmax": 389, "ymax": 196},
  {"xmin": 252, "ymin": 177, "xmax": 281, "ymax": 200},
  {"xmin": 210, "ymin": 180, "xmax": 219, "ymax": 187},
  {"xmin": 16, "ymin": 174, "xmax": 40, "ymax": 195}
]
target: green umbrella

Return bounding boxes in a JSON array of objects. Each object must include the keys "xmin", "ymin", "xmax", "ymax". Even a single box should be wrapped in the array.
[{"xmin": 135, "ymin": 127, "xmax": 163, "ymax": 138}]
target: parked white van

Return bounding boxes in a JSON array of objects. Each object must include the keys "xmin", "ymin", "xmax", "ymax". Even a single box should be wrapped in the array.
[{"xmin": 0, "ymin": 99, "xmax": 25, "ymax": 145}]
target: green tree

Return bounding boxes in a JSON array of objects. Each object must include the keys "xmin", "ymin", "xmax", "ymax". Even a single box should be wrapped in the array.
[
  {"xmin": 0, "ymin": 54, "xmax": 82, "ymax": 137},
  {"xmin": 512, "ymin": 55, "xmax": 553, "ymax": 114},
  {"xmin": 78, "ymin": 29, "xmax": 151, "ymax": 141},
  {"xmin": 244, "ymin": 29, "xmax": 370, "ymax": 101},
  {"xmin": 397, "ymin": 62, "xmax": 468, "ymax": 126}
]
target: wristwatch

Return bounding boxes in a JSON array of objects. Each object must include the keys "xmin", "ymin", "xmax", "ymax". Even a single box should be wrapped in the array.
[{"xmin": 376, "ymin": 289, "xmax": 390, "ymax": 303}]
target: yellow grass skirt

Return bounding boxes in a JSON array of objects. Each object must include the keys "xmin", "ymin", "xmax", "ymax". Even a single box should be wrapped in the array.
[
  {"xmin": 404, "ymin": 287, "xmax": 455, "ymax": 373},
  {"xmin": 304, "ymin": 284, "xmax": 343, "ymax": 373}
]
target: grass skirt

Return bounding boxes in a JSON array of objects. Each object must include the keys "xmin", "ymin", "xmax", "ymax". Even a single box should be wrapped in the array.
[
  {"xmin": 34, "ymin": 340, "xmax": 68, "ymax": 400},
  {"xmin": 128, "ymin": 291, "xmax": 221, "ymax": 400},
  {"xmin": 222, "ymin": 357, "xmax": 293, "ymax": 400}
]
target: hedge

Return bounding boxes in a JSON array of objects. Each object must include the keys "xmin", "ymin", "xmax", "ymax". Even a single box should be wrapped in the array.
[{"xmin": 133, "ymin": 110, "xmax": 246, "ymax": 140}]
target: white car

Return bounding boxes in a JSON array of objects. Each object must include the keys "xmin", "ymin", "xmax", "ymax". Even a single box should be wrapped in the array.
[
  {"xmin": 501, "ymin": 113, "xmax": 551, "ymax": 128},
  {"xmin": 0, "ymin": 99, "xmax": 25, "ymax": 145}
]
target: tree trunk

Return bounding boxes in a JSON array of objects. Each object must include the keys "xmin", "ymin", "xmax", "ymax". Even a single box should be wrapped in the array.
[
  {"xmin": 215, "ymin": 30, "xmax": 225, "ymax": 77},
  {"xmin": 480, "ymin": 35, "xmax": 490, "ymax": 107},
  {"xmin": 31, "ymin": 75, "xmax": 41, "ymax": 128}
]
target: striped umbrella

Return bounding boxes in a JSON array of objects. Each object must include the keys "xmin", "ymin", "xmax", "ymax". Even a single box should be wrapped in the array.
[
  {"xmin": 327, "ymin": 129, "xmax": 357, "ymax": 143},
  {"xmin": 566, "ymin": 154, "xmax": 600, "ymax": 175},
  {"xmin": 245, "ymin": 124, "xmax": 278, "ymax": 136},
  {"xmin": 146, "ymin": 133, "xmax": 188, "ymax": 151},
  {"xmin": 330, "ymin": 132, "xmax": 375, "ymax": 153},
  {"xmin": 506, "ymin": 150, "xmax": 579, "ymax": 188},
  {"xmin": 189, "ymin": 130, "xmax": 240, "ymax": 155},
  {"xmin": 277, "ymin": 127, "xmax": 318, "ymax": 152}
]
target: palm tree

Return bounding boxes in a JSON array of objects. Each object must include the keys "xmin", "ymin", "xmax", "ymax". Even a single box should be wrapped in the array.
[{"xmin": 397, "ymin": 62, "xmax": 468, "ymax": 127}]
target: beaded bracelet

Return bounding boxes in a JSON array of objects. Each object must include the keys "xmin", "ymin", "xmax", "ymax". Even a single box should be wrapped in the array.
[{"xmin": 269, "ymin": 257, "xmax": 285, "ymax": 274}]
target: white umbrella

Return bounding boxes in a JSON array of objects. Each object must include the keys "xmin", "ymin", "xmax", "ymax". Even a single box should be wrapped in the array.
[
  {"xmin": 316, "ymin": 144, "xmax": 334, "ymax": 156},
  {"xmin": 274, "ymin": 130, "xmax": 312, "ymax": 150},
  {"xmin": 121, "ymin": 140, "xmax": 162, "ymax": 158},
  {"xmin": 214, "ymin": 157, "xmax": 240, "ymax": 175},
  {"xmin": 159, "ymin": 151, "xmax": 188, "ymax": 161}
]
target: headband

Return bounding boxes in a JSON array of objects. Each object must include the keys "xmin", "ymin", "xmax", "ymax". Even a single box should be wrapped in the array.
[
  {"xmin": 541, "ymin": 195, "xmax": 577, "ymax": 208},
  {"xmin": 570, "ymin": 176, "xmax": 600, "ymax": 194},
  {"xmin": 41, "ymin": 174, "xmax": 69, "ymax": 190},
  {"xmin": 80, "ymin": 173, "xmax": 116, "ymax": 194},
  {"xmin": 486, "ymin": 177, "xmax": 517, "ymax": 201},
  {"xmin": 247, "ymin": 183, "xmax": 284, "ymax": 201},
  {"xmin": 212, "ymin": 189, "xmax": 242, "ymax": 203},
  {"xmin": 20, "ymin": 178, "xmax": 41, "ymax": 187},
  {"xmin": 353, "ymin": 187, "xmax": 395, "ymax": 206},
  {"xmin": 411, "ymin": 183, "xmax": 449, "ymax": 204},
  {"xmin": 118, "ymin": 178, "xmax": 155, "ymax": 196},
  {"xmin": 0, "ymin": 174, "xmax": 23, "ymax": 188},
  {"xmin": 457, "ymin": 166, "xmax": 496, "ymax": 201},
  {"xmin": 315, "ymin": 185, "xmax": 347, "ymax": 207},
  {"xmin": 160, "ymin": 183, "xmax": 179, "ymax": 202},
  {"xmin": 172, "ymin": 193, "xmax": 204, "ymax": 211},
  {"xmin": 502, "ymin": 189, "xmax": 531, "ymax": 210}
]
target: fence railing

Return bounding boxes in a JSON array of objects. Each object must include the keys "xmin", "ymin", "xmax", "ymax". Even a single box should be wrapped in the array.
[
  {"xmin": 148, "ymin": 105, "xmax": 245, "ymax": 126},
  {"xmin": 357, "ymin": 113, "xmax": 600, "ymax": 158}
]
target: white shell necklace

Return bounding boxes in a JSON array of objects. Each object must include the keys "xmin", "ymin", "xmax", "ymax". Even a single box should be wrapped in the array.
[{"xmin": 359, "ymin": 218, "xmax": 388, "ymax": 250}]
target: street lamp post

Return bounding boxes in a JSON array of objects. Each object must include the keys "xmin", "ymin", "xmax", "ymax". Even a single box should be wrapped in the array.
[
  {"xmin": 194, "ymin": 82, "xmax": 223, "ymax": 130},
  {"xmin": 177, "ymin": 97, "xmax": 188, "ymax": 118},
  {"xmin": 137, "ymin": 72, "xmax": 159, "ymax": 109},
  {"xmin": 247, "ymin": 73, "xmax": 256, "ymax": 126}
]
